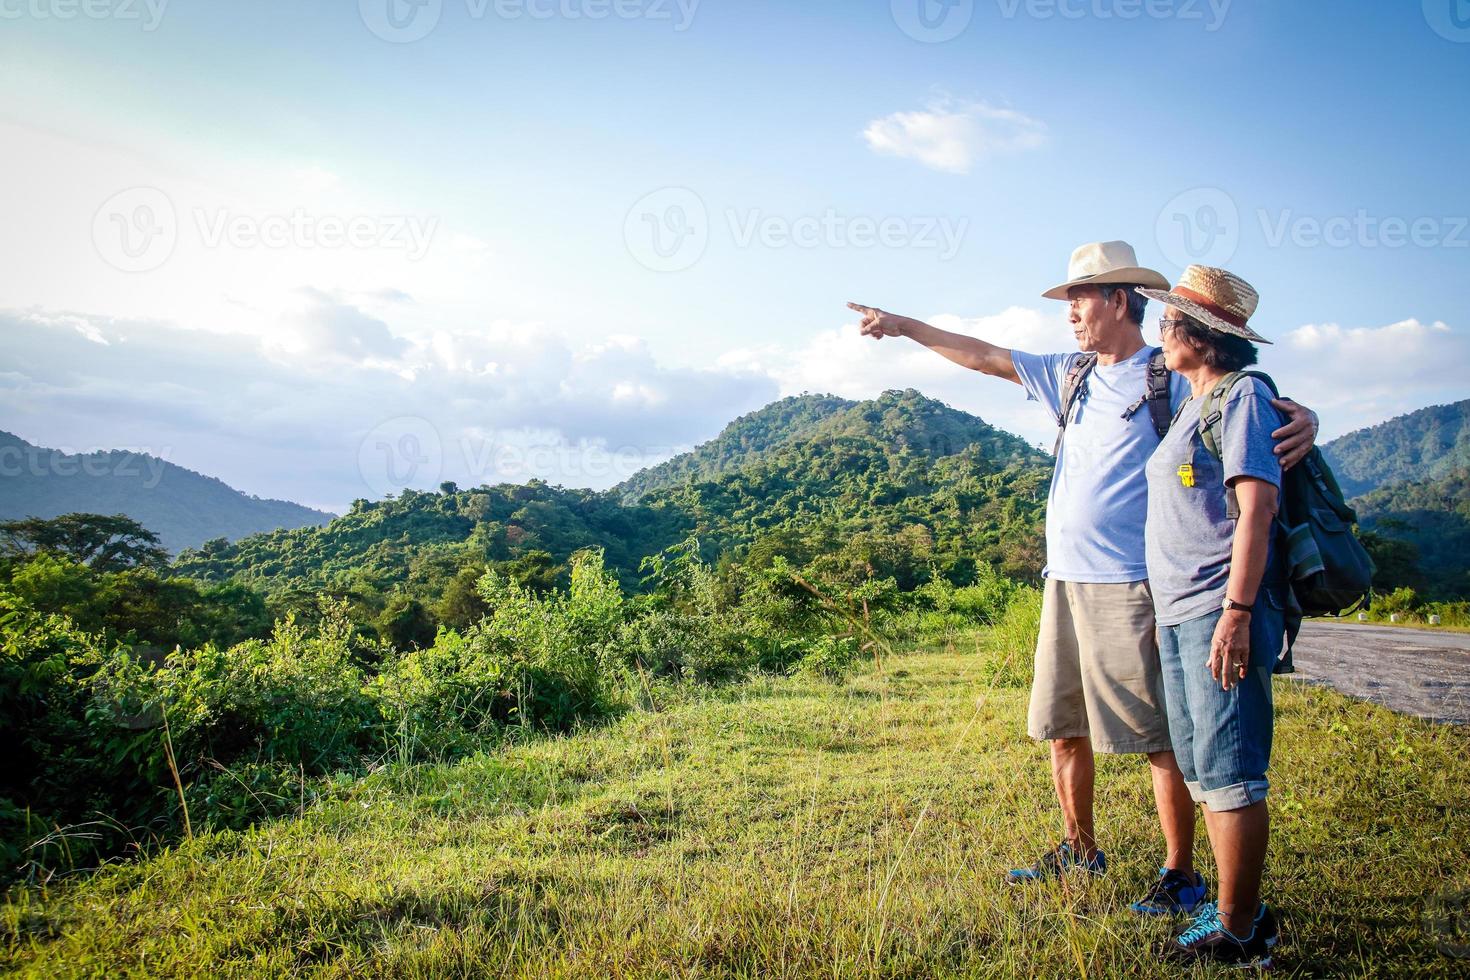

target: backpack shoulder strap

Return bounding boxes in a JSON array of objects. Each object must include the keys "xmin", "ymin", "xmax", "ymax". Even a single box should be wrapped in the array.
[
  {"xmin": 1145, "ymin": 348, "xmax": 1173, "ymax": 438},
  {"xmin": 1052, "ymin": 353, "xmax": 1099, "ymax": 456},
  {"xmin": 1119, "ymin": 348, "xmax": 1175, "ymax": 439},
  {"xmin": 1198, "ymin": 370, "xmax": 1280, "ymax": 519}
]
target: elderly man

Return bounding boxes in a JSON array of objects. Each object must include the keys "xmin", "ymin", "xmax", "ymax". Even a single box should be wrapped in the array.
[{"xmin": 847, "ymin": 241, "xmax": 1317, "ymax": 915}]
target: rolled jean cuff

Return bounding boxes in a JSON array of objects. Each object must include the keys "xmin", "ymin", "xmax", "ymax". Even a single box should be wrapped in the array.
[{"xmin": 1184, "ymin": 778, "xmax": 1269, "ymax": 811}]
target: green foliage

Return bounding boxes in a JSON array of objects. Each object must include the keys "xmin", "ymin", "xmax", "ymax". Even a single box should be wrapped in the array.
[
  {"xmin": 0, "ymin": 512, "xmax": 168, "ymax": 572},
  {"xmin": 1353, "ymin": 467, "xmax": 1470, "ymax": 599},
  {"xmin": 0, "ymin": 553, "xmax": 271, "ymax": 652},
  {"xmin": 375, "ymin": 593, "xmax": 436, "ymax": 651},
  {"xmin": 976, "ymin": 585, "xmax": 1042, "ymax": 688},
  {"xmin": 1321, "ymin": 397, "xmax": 1470, "ymax": 496},
  {"xmin": 170, "ymin": 392, "xmax": 1052, "ymax": 617},
  {"xmin": 793, "ymin": 634, "xmax": 861, "ymax": 681}
]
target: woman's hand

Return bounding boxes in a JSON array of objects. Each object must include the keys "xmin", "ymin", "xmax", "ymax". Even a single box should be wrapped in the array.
[
  {"xmin": 848, "ymin": 302, "xmax": 907, "ymax": 340},
  {"xmin": 1209, "ymin": 610, "xmax": 1253, "ymax": 689}
]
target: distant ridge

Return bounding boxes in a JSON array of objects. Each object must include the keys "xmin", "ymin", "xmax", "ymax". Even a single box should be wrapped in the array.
[
  {"xmin": 175, "ymin": 389, "xmax": 1054, "ymax": 593},
  {"xmin": 0, "ymin": 431, "xmax": 333, "ymax": 555},
  {"xmin": 1321, "ymin": 398, "xmax": 1470, "ymax": 497}
]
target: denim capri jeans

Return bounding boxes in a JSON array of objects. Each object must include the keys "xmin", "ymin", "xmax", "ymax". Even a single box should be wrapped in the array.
[{"xmin": 1156, "ymin": 584, "xmax": 1286, "ymax": 811}]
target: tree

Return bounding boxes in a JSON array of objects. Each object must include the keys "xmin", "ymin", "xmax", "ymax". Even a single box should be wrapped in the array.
[
  {"xmin": 435, "ymin": 565, "xmax": 489, "ymax": 632},
  {"xmin": 376, "ymin": 593, "xmax": 437, "ymax": 651},
  {"xmin": 0, "ymin": 513, "xmax": 169, "ymax": 572},
  {"xmin": 439, "ymin": 481, "xmax": 459, "ymax": 495}
]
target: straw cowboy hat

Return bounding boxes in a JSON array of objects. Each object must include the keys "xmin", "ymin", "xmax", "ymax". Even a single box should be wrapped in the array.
[
  {"xmin": 1040, "ymin": 240, "xmax": 1170, "ymax": 300},
  {"xmin": 1136, "ymin": 265, "xmax": 1271, "ymax": 344}
]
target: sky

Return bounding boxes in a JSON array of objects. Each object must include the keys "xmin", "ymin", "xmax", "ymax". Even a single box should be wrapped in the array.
[{"xmin": 2, "ymin": 0, "xmax": 1468, "ymax": 513}]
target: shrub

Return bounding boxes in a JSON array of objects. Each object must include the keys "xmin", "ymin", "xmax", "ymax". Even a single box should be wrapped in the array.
[
  {"xmin": 794, "ymin": 634, "xmax": 862, "ymax": 682},
  {"xmin": 976, "ymin": 586, "xmax": 1041, "ymax": 688}
]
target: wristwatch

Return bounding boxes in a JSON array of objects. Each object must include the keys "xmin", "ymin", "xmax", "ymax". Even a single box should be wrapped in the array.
[{"xmin": 1222, "ymin": 598, "xmax": 1254, "ymax": 615}]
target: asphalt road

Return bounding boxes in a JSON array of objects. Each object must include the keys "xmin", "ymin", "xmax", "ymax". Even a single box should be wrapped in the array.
[{"xmin": 1287, "ymin": 621, "xmax": 1470, "ymax": 724}]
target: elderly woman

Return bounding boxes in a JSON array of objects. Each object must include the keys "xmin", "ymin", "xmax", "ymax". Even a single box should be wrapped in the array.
[{"xmin": 1135, "ymin": 266, "xmax": 1287, "ymax": 968}]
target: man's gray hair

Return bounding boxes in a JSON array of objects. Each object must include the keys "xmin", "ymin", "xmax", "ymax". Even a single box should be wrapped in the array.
[{"xmin": 1095, "ymin": 283, "xmax": 1149, "ymax": 327}]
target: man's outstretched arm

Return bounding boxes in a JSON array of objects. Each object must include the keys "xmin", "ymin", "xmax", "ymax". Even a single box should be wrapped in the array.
[
  {"xmin": 848, "ymin": 302, "xmax": 1020, "ymax": 384},
  {"xmin": 1269, "ymin": 399, "xmax": 1320, "ymax": 470}
]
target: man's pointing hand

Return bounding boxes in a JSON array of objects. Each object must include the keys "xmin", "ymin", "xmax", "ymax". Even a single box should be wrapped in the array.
[{"xmin": 848, "ymin": 302, "xmax": 905, "ymax": 339}]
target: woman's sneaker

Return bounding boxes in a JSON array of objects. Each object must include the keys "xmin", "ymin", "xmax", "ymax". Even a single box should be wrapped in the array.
[
  {"xmin": 1129, "ymin": 867, "xmax": 1208, "ymax": 916},
  {"xmin": 1005, "ymin": 842, "xmax": 1106, "ymax": 884},
  {"xmin": 1160, "ymin": 901, "xmax": 1279, "ymax": 969}
]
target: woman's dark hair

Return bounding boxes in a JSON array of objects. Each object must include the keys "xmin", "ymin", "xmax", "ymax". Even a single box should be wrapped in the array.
[{"xmin": 1175, "ymin": 313, "xmax": 1258, "ymax": 371}]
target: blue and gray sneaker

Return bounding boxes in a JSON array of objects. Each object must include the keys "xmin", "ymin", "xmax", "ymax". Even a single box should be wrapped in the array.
[
  {"xmin": 1129, "ymin": 867, "xmax": 1208, "ymax": 916},
  {"xmin": 1160, "ymin": 901, "xmax": 1279, "ymax": 969},
  {"xmin": 1005, "ymin": 842, "xmax": 1106, "ymax": 884}
]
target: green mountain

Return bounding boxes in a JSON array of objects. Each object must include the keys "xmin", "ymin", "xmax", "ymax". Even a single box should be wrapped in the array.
[
  {"xmin": 1321, "ymin": 398, "xmax": 1470, "ymax": 497},
  {"xmin": 614, "ymin": 393, "xmax": 852, "ymax": 502},
  {"xmin": 0, "ymin": 431, "xmax": 333, "ymax": 556},
  {"xmin": 174, "ymin": 390, "xmax": 1052, "ymax": 597},
  {"xmin": 1353, "ymin": 466, "xmax": 1470, "ymax": 599}
]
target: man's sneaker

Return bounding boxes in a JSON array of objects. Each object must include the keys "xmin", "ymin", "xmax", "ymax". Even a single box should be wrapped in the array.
[
  {"xmin": 1005, "ymin": 842, "xmax": 1106, "ymax": 884},
  {"xmin": 1129, "ymin": 867, "xmax": 1208, "ymax": 916},
  {"xmin": 1160, "ymin": 901, "xmax": 1279, "ymax": 969}
]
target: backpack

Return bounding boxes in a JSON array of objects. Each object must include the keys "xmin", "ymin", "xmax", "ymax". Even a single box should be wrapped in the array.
[
  {"xmin": 1053, "ymin": 347, "xmax": 1173, "ymax": 456},
  {"xmin": 1197, "ymin": 371, "xmax": 1376, "ymax": 673}
]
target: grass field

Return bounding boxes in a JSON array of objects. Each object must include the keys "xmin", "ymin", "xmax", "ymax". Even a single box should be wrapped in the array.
[{"xmin": 4, "ymin": 630, "xmax": 1469, "ymax": 977}]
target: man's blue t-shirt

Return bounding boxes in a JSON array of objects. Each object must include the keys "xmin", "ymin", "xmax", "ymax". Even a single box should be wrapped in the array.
[
  {"xmin": 1012, "ymin": 347, "xmax": 1192, "ymax": 584},
  {"xmin": 1145, "ymin": 378, "xmax": 1286, "ymax": 626}
]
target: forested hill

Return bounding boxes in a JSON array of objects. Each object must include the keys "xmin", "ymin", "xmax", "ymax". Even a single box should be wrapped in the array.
[
  {"xmin": 1353, "ymin": 466, "xmax": 1470, "ymax": 599},
  {"xmin": 617, "ymin": 390, "xmax": 1042, "ymax": 501},
  {"xmin": 0, "ymin": 431, "xmax": 333, "ymax": 555},
  {"xmin": 175, "ymin": 390, "xmax": 1052, "ymax": 599},
  {"xmin": 614, "ymin": 393, "xmax": 854, "ymax": 502},
  {"xmin": 1321, "ymin": 398, "xmax": 1470, "ymax": 497}
]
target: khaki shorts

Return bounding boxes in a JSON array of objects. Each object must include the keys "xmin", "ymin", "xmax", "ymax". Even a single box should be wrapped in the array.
[{"xmin": 1026, "ymin": 578, "xmax": 1172, "ymax": 754}]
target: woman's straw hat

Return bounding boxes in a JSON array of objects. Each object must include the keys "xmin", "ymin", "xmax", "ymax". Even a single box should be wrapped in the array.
[
  {"xmin": 1040, "ymin": 241, "xmax": 1170, "ymax": 300},
  {"xmin": 1136, "ymin": 265, "xmax": 1271, "ymax": 344}
]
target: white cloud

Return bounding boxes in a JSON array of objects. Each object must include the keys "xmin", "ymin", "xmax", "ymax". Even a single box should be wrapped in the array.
[
  {"xmin": 0, "ymin": 308, "xmax": 778, "ymax": 512},
  {"xmin": 862, "ymin": 100, "xmax": 1047, "ymax": 175},
  {"xmin": 718, "ymin": 305, "xmax": 1075, "ymax": 449},
  {"xmin": 1267, "ymin": 318, "xmax": 1470, "ymax": 439}
]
